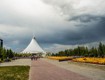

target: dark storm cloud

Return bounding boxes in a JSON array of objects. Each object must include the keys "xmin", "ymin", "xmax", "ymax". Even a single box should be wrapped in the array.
[
  {"xmin": 0, "ymin": 0, "xmax": 105, "ymax": 52},
  {"xmin": 39, "ymin": 17, "xmax": 105, "ymax": 45},
  {"xmin": 68, "ymin": 15, "xmax": 104, "ymax": 23}
]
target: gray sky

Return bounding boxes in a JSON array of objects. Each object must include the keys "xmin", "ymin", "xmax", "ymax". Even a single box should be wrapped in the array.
[{"xmin": 0, "ymin": 0, "xmax": 105, "ymax": 53}]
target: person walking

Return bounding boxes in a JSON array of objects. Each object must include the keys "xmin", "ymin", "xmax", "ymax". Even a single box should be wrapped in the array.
[{"xmin": 31, "ymin": 55, "xmax": 34, "ymax": 60}]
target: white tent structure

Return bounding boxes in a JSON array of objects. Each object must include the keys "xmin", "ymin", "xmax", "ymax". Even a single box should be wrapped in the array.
[{"xmin": 21, "ymin": 37, "xmax": 46, "ymax": 55}]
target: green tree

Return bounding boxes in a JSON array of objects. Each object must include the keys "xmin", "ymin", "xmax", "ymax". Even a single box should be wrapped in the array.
[
  {"xmin": 98, "ymin": 42, "xmax": 104, "ymax": 57},
  {"xmin": 0, "ymin": 47, "xmax": 2, "ymax": 58},
  {"xmin": 1, "ymin": 48, "xmax": 7, "ymax": 60}
]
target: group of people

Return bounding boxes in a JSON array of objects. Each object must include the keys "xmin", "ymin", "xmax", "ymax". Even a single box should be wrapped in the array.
[{"xmin": 31, "ymin": 55, "xmax": 39, "ymax": 60}]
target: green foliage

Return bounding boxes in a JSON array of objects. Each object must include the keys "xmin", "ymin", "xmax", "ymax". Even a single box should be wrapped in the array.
[
  {"xmin": 0, "ymin": 47, "xmax": 15, "ymax": 61},
  {"xmin": 6, "ymin": 49, "xmax": 14, "ymax": 58},
  {"xmin": 46, "ymin": 52, "xmax": 52, "ymax": 56},
  {"xmin": 98, "ymin": 42, "xmax": 104, "ymax": 57},
  {"xmin": 52, "ymin": 42, "xmax": 105, "ymax": 58},
  {"xmin": 14, "ymin": 53, "xmax": 31, "ymax": 58}
]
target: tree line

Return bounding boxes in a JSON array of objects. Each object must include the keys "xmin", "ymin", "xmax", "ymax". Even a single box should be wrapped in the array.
[
  {"xmin": 0, "ymin": 47, "xmax": 33, "ymax": 61},
  {"xmin": 51, "ymin": 42, "xmax": 105, "ymax": 58},
  {"xmin": 0, "ymin": 47, "xmax": 15, "ymax": 61}
]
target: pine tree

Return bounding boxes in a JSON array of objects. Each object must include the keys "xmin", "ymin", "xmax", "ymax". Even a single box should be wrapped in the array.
[{"xmin": 98, "ymin": 42, "xmax": 104, "ymax": 57}]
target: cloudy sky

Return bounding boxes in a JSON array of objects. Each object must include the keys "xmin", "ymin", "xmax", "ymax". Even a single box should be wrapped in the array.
[{"xmin": 0, "ymin": 0, "xmax": 105, "ymax": 53}]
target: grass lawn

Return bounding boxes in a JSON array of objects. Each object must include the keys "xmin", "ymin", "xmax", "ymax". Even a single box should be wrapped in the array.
[{"xmin": 0, "ymin": 66, "xmax": 30, "ymax": 80}]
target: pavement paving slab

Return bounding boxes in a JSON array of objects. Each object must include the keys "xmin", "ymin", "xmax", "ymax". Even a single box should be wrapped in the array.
[{"xmin": 30, "ymin": 59, "xmax": 91, "ymax": 80}]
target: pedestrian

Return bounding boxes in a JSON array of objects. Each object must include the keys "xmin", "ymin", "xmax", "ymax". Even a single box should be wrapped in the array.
[{"xmin": 31, "ymin": 55, "xmax": 33, "ymax": 60}]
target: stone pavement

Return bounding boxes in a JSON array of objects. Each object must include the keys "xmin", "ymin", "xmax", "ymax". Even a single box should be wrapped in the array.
[
  {"xmin": 43, "ymin": 59, "xmax": 105, "ymax": 80},
  {"xmin": 29, "ymin": 59, "xmax": 91, "ymax": 80},
  {"xmin": 0, "ymin": 59, "xmax": 31, "ymax": 66}
]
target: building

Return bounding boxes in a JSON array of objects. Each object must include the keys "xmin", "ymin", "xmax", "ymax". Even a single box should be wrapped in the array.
[
  {"xmin": 21, "ymin": 37, "xmax": 46, "ymax": 56},
  {"xmin": 0, "ymin": 39, "xmax": 3, "ymax": 48}
]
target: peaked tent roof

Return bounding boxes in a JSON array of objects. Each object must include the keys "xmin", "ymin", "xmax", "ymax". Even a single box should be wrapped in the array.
[{"xmin": 21, "ymin": 37, "xmax": 46, "ymax": 54}]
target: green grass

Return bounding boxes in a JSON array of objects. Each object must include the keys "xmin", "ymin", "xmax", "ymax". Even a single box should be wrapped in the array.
[{"xmin": 0, "ymin": 66, "xmax": 30, "ymax": 80}]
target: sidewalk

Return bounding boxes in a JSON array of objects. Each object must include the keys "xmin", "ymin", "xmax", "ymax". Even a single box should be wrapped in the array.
[
  {"xmin": 0, "ymin": 59, "xmax": 31, "ymax": 66},
  {"xmin": 43, "ymin": 58, "xmax": 105, "ymax": 80},
  {"xmin": 29, "ymin": 59, "xmax": 91, "ymax": 80}
]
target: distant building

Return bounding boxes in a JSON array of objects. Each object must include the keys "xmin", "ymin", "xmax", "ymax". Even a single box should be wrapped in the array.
[
  {"xmin": 21, "ymin": 37, "xmax": 46, "ymax": 56},
  {"xmin": 0, "ymin": 39, "xmax": 3, "ymax": 48}
]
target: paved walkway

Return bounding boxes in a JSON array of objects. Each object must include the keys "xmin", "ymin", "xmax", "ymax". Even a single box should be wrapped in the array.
[
  {"xmin": 43, "ymin": 59, "xmax": 105, "ymax": 80},
  {"xmin": 29, "ymin": 59, "xmax": 91, "ymax": 80},
  {"xmin": 0, "ymin": 59, "xmax": 31, "ymax": 66}
]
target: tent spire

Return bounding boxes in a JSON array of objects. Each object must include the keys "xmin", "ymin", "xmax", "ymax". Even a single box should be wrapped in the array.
[
  {"xmin": 32, "ymin": 32, "xmax": 36, "ymax": 40},
  {"xmin": 21, "ymin": 37, "xmax": 46, "ymax": 54}
]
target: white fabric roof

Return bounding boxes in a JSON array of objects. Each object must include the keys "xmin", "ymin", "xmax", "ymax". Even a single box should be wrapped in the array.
[{"xmin": 21, "ymin": 37, "xmax": 46, "ymax": 54}]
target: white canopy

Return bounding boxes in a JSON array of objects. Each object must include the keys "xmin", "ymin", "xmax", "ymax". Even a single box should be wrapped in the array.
[{"xmin": 21, "ymin": 37, "xmax": 46, "ymax": 54}]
